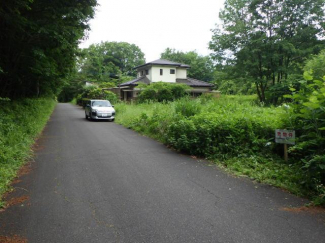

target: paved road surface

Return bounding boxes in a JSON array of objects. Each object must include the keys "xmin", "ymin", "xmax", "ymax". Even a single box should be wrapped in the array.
[{"xmin": 0, "ymin": 103, "xmax": 324, "ymax": 242}]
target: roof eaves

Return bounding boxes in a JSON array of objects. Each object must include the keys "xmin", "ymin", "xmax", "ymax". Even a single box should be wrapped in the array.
[
  {"xmin": 134, "ymin": 59, "xmax": 191, "ymax": 69},
  {"xmin": 118, "ymin": 76, "xmax": 151, "ymax": 87}
]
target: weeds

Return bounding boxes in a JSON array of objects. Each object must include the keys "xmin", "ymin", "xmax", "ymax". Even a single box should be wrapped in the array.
[{"xmin": 0, "ymin": 98, "xmax": 56, "ymax": 206}]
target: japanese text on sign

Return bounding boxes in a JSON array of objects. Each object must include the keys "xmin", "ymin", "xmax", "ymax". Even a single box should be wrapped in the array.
[{"xmin": 275, "ymin": 129, "xmax": 295, "ymax": 145}]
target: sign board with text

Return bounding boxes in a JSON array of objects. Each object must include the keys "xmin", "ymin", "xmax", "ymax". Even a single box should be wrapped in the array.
[{"xmin": 275, "ymin": 129, "xmax": 295, "ymax": 145}]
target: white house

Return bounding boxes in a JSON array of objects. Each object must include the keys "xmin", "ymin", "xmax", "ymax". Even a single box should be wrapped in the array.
[
  {"xmin": 135, "ymin": 59, "xmax": 190, "ymax": 83},
  {"xmin": 116, "ymin": 59, "xmax": 214, "ymax": 101}
]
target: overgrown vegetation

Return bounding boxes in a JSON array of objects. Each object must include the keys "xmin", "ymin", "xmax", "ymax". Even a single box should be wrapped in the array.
[
  {"xmin": 75, "ymin": 86, "xmax": 119, "ymax": 107},
  {"xmin": 137, "ymin": 82, "xmax": 189, "ymax": 103},
  {"xmin": 115, "ymin": 95, "xmax": 324, "ymax": 205},
  {"xmin": 0, "ymin": 98, "xmax": 56, "ymax": 207},
  {"xmin": 283, "ymin": 72, "xmax": 325, "ymax": 205}
]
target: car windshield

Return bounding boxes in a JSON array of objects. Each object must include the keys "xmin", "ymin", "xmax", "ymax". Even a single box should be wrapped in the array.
[{"xmin": 92, "ymin": 101, "xmax": 111, "ymax": 107}]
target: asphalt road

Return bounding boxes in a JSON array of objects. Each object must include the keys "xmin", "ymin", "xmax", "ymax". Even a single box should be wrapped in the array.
[{"xmin": 0, "ymin": 103, "xmax": 324, "ymax": 243}]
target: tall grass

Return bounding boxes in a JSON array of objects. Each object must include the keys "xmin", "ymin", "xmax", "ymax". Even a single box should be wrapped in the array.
[{"xmin": 0, "ymin": 98, "xmax": 56, "ymax": 206}]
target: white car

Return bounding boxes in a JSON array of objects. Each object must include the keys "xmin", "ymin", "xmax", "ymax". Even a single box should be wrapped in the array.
[{"xmin": 85, "ymin": 99, "xmax": 115, "ymax": 121}]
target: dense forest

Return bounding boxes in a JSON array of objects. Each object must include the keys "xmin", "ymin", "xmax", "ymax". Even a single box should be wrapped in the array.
[{"xmin": 0, "ymin": 0, "xmax": 97, "ymax": 99}]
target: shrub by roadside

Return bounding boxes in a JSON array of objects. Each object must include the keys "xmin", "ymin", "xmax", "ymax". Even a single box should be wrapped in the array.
[
  {"xmin": 0, "ymin": 98, "xmax": 56, "ymax": 207},
  {"xmin": 137, "ymin": 82, "xmax": 189, "ymax": 102},
  {"xmin": 283, "ymin": 72, "xmax": 325, "ymax": 205}
]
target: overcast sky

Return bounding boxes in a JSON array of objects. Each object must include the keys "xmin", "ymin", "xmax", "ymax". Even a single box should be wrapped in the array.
[{"xmin": 79, "ymin": 0, "xmax": 225, "ymax": 62}]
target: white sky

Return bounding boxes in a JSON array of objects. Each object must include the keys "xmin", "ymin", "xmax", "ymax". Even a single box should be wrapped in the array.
[{"xmin": 79, "ymin": 0, "xmax": 225, "ymax": 62}]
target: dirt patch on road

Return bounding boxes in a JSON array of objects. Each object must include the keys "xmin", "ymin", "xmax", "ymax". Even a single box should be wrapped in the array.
[
  {"xmin": 11, "ymin": 180, "xmax": 22, "ymax": 185},
  {"xmin": 32, "ymin": 144, "xmax": 45, "ymax": 152},
  {"xmin": 0, "ymin": 235, "xmax": 27, "ymax": 243},
  {"xmin": 0, "ymin": 161, "xmax": 32, "ymax": 212},
  {"xmin": 6, "ymin": 196, "xmax": 29, "ymax": 208},
  {"xmin": 281, "ymin": 206, "xmax": 325, "ymax": 214},
  {"xmin": 16, "ymin": 163, "xmax": 32, "ymax": 177}
]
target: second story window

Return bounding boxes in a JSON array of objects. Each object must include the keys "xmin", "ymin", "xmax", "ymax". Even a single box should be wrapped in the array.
[
  {"xmin": 141, "ymin": 71, "xmax": 144, "ymax": 76},
  {"xmin": 170, "ymin": 69, "xmax": 175, "ymax": 74},
  {"xmin": 146, "ymin": 70, "xmax": 149, "ymax": 75},
  {"xmin": 160, "ymin": 69, "xmax": 163, "ymax": 75}
]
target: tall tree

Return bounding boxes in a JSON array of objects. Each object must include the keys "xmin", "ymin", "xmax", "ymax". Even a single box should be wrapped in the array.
[
  {"xmin": 209, "ymin": 0, "xmax": 325, "ymax": 103},
  {"xmin": 0, "ymin": 0, "xmax": 97, "ymax": 98},
  {"xmin": 304, "ymin": 50, "xmax": 325, "ymax": 81},
  {"xmin": 79, "ymin": 42, "xmax": 145, "ymax": 82},
  {"xmin": 161, "ymin": 48, "xmax": 214, "ymax": 82}
]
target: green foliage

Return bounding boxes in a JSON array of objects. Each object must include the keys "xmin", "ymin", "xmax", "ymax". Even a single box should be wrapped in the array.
[
  {"xmin": 87, "ymin": 88, "xmax": 118, "ymax": 103},
  {"xmin": 79, "ymin": 41, "xmax": 145, "ymax": 82},
  {"xmin": 304, "ymin": 50, "xmax": 325, "ymax": 81},
  {"xmin": 57, "ymin": 74, "xmax": 86, "ymax": 102},
  {"xmin": 0, "ymin": 0, "xmax": 97, "ymax": 98},
  {"xmin": 167, "ymin": 107, "xmax": 278, "ymax": 157},
  {"xmin": 209, "ymin": 0, "xmax": 325, "ymax": 103},
  {"xmin": 284, "ymin": 71, "xmax": 325, "ymax": 204},
  {"xmin": 213, "ymin": 72, "xmax": 255, "ymax": 95},
  {"xmin": 88, "ymin": 88, "xmax": 104, "ymax": 99},
  {"xmin": 75, "ymin": 86, "xmax": 118, "ymax": 105},
  {"xmin": 115, "ymin": 95, "xmax": 325, "ymax": 204},
  {"xmin": 98, "ymin": 82, "xmax": 116, "ymax": 89},
  {"xmin": 161, "ymin": 48, "xmax": 214, "ymax": 81},
  {"xmin": 174, "ymin": 98, "xmax": 201, "ymax": 117},
  {"xmin": 103, "ymin": 90, "xmax": 119, "ymax": 104},
  {"xmin": 0, "ymin": 98, "xmax": 56, "ymax": 205},
  {"xmin": 137, "ymin": 82, "xmax": 188, "ymax": 103},
  {"xmin": 64, "ymin": 41, "xmax": 145, "ymax": 101},
  {"xmin": 214, "ymin": 156, "xmax": 304, "ymax": 196},
  {"xmin": 116, "ymin": 95, "xmax": 282, "ymax": 157}
]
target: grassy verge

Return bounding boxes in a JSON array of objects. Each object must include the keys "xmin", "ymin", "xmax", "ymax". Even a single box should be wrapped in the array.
[
  {"xmin": 70, "ymin": 98, "xmax": 77, "ymax": 105},
  {"xmin": 0, "ymin": 98, "xmax": 56, "ymax": 207},
  {"xmin": 115, "ymin": 95, "xmax": 321, "ymax": 204}
]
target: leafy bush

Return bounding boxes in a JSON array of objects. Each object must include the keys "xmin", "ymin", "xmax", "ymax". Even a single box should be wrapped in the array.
[
  {"xmin": 174, "ymin": 97, "xmax": 201, "ymax": 117},
  {"xmin": 87, "ymin": 88, "xmax": 103, "ymax": 99},
  {"xmin": 116, "ymin": 95, "xmax": 282, "ymax": 157},
  {"xmin": 284, "ymin": 71, "xmax": 325, "ymax": 204},
  {"xmin": 103, "ymin": 90, "xmax": 119, "ymax": 104},
  {"xmin": 167, "ymin": 111, "xmax": 276, "ymax": 157},
  {"xmin": 76, "ymin": 86, "xmax": 118, "ymax": 105},
  {"xmin": 138, "ymin": 82, "xmax": 188, "ymax": 102}
]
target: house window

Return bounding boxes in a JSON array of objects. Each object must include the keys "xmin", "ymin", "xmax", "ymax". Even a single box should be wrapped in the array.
[
  {"xmin": 141, "ymin": 71, "xmax": 144, "ymax": 76},
  {"xmin": 145, "ymin": 70, "xmax": 149, "ymax": 75},
  {"xmin": 160, "ymin": 69, "xmax": 163, "ymax": 75},
  {"xmin": 170, "ymin": 69, "xmax": 175, "ymax": 74}
]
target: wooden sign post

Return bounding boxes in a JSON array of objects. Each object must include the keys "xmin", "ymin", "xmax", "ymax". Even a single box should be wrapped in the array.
[{"xmin": 275, "ymin": 129, "xmax": 295, "ymax": 161}]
